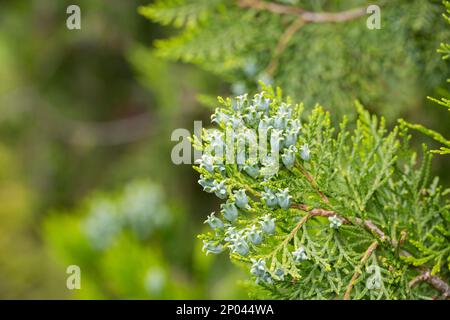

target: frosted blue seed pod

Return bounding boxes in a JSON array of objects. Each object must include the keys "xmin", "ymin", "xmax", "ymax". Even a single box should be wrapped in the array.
[
  {"xmin": 233, "ymin": 115, "xmax": 246, "ymax": 130},
  {"xmin": 247, "ymin": 225, "xmax": 264, "ymax": 245},
  {"xmin": 260, "ymin": 214, "xmax": 276, "ymax": 235},
  {"xmin": 274, "ymin": 268, "xmax": 285, "ymax": 281},
  {"xmin": 261, "ymin": 188, "xmax": 278, "ymax": 208},
  {"xmin": 284, "ymin": 129, "xmax": 298, "ymax": 147},
  {"xmin": 329, "ymin": 215, "xmax": 343, "ymax": 229},
  {"xmin": 244, "ymin": 105, "xmax": 262, "ymax": 127},
  {"xmin": 299, "ymin": 144, "xmax": 311, "ymax": 161},
  {"xmin": 202, "ymin": 240, "xmax": 223, "ymax": 255},
  {"xmin": 293, "ymin": 247, "xmax": 308, "ymax": 263},
  {"xmin": 195, "ymin": 154, "xmax": 215, "ymax": 173},
  {"xmin": 204, "ymin": 212, "xmax": 224, "ymax": 230},
  {"xmin": 270, "ymin": 129, "xmax": 284, "ymax": 152},
  {"xmin": 243, "ymin": 164, "xmax": 260, "ymax": 179},
  {"xmin": 244, "ymin": 112, "xmax": 255, "ymax": 127},
  {"xmin": 281, "ymin": 146, "xmax": 297, "ymax": 170},
  {"xmin": 257, "ymin": 272, "xmax": 274, "ymax": 285},
  {"xmin": 234, "ymin": 93, "xmax": 248, "ymax": 111},
  {"xmin": 236, "ymin": 148, "xmax": 247, "ymax": 167},
  {"xmin": 253, "ymin": 93, "xmax": 270, "ymax": 112},
  {"xmin": 260, "ymin": 98, "xmax": 271, "ymax": 112},
  {"xmin": 211, "ymin": 108, "xmax": 230, "ymax": 125},
  {"xmin": 211, "ymin": 141, "xmax": 226, "ymax": 155},
  {"xmin": 209, "ymin": 130, "xmax": 225, "ymax": 150},
  {"xmin": 290, "ymin": 119, "xmax": 302, "ymax": 132},
  {"xmin": 250, "ymin": 258, "xmax": 267, "ymax": 277},
  {"xmin": 250, "ymin": 104, "xmax": 263, "ymax": 117},
  {"xmin": 260, "ymin": 155, "xmax": 280, "ymax": 178},
  {"xmin": 213, "ymin": 180, "xmax": 227, "ymax": 199},
  {"xmin": 278, "ymin": 103, "xmax": 293, "ymax": 118},
  {"xmin": 252, "ymin": 92, "xmax": 262, "ymax": 105},
  {"xmin": 273, "ymin": 114, "xmax": 287, "ymax": 130},
  {"xmin": 258, "ymin": 116, "xmax": 272, "ymax": 131},
  {"xmin": 198, "ymin": 175, "xmax": 215, "ymax": 193},
  {"xmin": 206, "ymin": 128, "xmax": 222, "ymax": 140},
  {"xmin": 233, "ymin": 189, "xmax": 249, "ymax": 209},
  {"xmin": 276, "ymin": 188, "xmax": 292, "ymax": 210},
  {"xmin": 230, "ymin": 237, "xmax": 249, "ymax": 256},
  {"xmin": 215, "ymin": 163, "xmax": 226, "ymax": 176},
  {"xmin": 236, "ymin": 131, "xmax": 257, "ymax": 164},
  {"xmin": 224, "ymin": 226, "xmax": 240, "ymax": 242},
  {"xmin": 221, "ymin": 202, "xmax": 238, "ymax": 222}
]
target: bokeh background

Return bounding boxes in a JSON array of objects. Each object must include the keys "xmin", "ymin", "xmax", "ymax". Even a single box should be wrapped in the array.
[
  {"xmin": 0, "ymin": 0, "xmax": 448, "ymax": 299},
  {"xmin": 0, "ymin": 0, "xmax": 245, "ymax": 299}
]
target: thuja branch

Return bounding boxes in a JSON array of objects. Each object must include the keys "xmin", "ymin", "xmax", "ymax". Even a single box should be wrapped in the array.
[
  {"xmin": 195, "ymin": 89, "xmax": 449, "ymax": 299},
  {"xmin": 237, "ymin": 0, "xmax": 367, "ymax": 75},
  {"xmin": 295, "ymin": 163, "xmax": 330, "ymax": 205},
  {"xmin": 290, "ymin": 161, "xmax": 448, "ymax": 297},
  {"xmin": 237, "ymin": 0, "xmax": 367, "ymax": 23},
  {"xmin": 290, "ymin": 203, "xmax": 450, "ymax": 297},
  {"xmin": 259, "ymin": 213, "xmax": 310, "ymax": 260},
  {"xmin": 405, "ymin": 250, "xmax": 450, "ymax": 298},
  {"xmin": 344, "ymin": 241, "xmax": 379, "ymax": 300},
  {"xmin": 266, "ymin": 17, "xmax": 305, "ymax": 76}
]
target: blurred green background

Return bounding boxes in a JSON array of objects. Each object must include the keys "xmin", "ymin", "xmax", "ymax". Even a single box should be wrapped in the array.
[
  {"xmin": 0, "ymin": 0, "xmax": 448, "ymax": 299},
  {"xmin": 0, "ymin": 0, "xmax": 245, "ymax": 299}
]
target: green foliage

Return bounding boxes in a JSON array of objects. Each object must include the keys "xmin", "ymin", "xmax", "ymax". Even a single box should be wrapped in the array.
[
  {"xmin": 0, "ymin": 144, "xmax": 64, "ymax": 298},
  {"xmin": 141, "ymin": 0, "xmax": 449, "ymax": 120},
  {"xmin": 0, "ymin": 1, "xmax": 242, "ymax": 299},
  {"xmin": 45, "ymin": 180, "xmax": 188, "ymax": 299},
  {"xmin": 44, "ymin": 180, "xmax": 247, "ymax": 299},
  {"xmin": 193, "ymin": 87, "xmax": 449, "ymax": 299},
  {"xmin": 139, "ymin": 0, "xmax": 223, "ymax": 28},
  {"xmin": 402, "ymin": 0, "xmax": 450, "ymax": 155}
]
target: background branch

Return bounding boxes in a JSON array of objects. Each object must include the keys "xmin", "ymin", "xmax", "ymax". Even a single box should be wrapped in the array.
[
  {"xmin": 238, "ymin": 0, "xmax": 367, "ymax": 75},
  {"xmin": 266, "ymin": 17, "xmax": 305, "ymax": 76},
  {"xmin": 237, "ymin": 0, "xmax": 367, "ymax": 23},
  {"xmin": 344, "ymin": 241, "xmax": 379, "ymax": 300}
]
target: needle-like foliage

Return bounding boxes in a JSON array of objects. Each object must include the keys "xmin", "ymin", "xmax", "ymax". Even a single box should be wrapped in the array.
[
  {"xmin": 141, "ymin": 0, "xmax": 449, "ymax": 119},
  {"xmin": 193, "ymin": 86, "xmax": 450, "ymax": 299},
  {"xmin": 402, "ymin": 0, "xmax": 450, "ymax": 155}
]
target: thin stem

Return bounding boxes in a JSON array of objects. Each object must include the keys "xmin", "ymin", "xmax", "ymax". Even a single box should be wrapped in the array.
[
  {"xmin": 260, "ymin": 213, "xmax": 310, "ymax": 259},
  {"xmin": 344, "ymin": 241, "xmax": 379, "ymax": 300},
  {"xmin": 237, "ymin": 0, "xmax": 367, "ymax": 75},
  {"xmin": 237, "ymin": 0, "xmax": 367, "ymax": 23},
  {"xmin": 291, "ymin": 203, "xmax": 450, "ymax": 298},
  {"xmin": 266, "ymin": 17, "xmax": 305, "ymax": 75},
  {"xmin": 296, "ymin": 163, "xmax": 330, "ymax": 205}
]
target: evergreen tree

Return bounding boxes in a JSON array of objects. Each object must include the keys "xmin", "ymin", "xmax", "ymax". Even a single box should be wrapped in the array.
[
  {"xmin": 140, "ymin": 0, "xmax": 449, "ymax": 119},
  {"xmin": 193, "ymin": 86, "xmax": 449, "ymax": 299},
  {"xmin": 402, "ymin": 0, "xmax": 450, "ymax": 155}
]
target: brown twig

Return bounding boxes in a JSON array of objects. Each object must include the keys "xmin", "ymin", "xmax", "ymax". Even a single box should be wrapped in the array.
[
  {"xmin": 260, "ymin": 213, "xmax": 310, "ymax": 259},
  {"xmin": 344, "ymin": 241, "xmax": 379, "ymax": 300},
  {"xmin": 426, "ymin": 274, "xmax": 450, "ymax": 298},
  {"xmin": 296, "ymin": 164, "xmax": 330, "ymax": 205},
  {"xmin": 409, "ymin": 273, "xmax": 429, "ymax": 288},
  {"xmin": 238, "ymin": 0, "xmax": 305, "ymax": 15},
  {"xmin": 408, "ymin": 267, "xmax": 450, "ymax": 298},
  {"xmin": 266, "ymin": 17, "xmax": 305, "ymax": 75},
  {"xmin": 290, "ymin": 203, "xmax": 450, "ymax": 298},
  {"xmin": 237, "ymin": 0, "xmax": 367, "ymax": 23},
  {"xmin": 238, "ymin": 0, "xmax": 367, "ymax": 75},
  {"xmin": 409, "ymin": 270, "xmax": 449, "ymax": 298}
]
